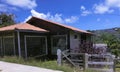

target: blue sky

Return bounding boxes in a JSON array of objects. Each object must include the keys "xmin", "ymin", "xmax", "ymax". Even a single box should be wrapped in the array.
[{"xmin": 0, "ymin": 0, "xmax": 120, "ymax": 30}]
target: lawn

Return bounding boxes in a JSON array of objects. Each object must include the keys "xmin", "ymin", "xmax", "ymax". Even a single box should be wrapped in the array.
[
  {"xmin": 0, "ymin": 56, "xmax": 114, "ymax": 72},
  {"xmin": 0, "ymin": 56, "xmax": 76, "ymax": 72}
]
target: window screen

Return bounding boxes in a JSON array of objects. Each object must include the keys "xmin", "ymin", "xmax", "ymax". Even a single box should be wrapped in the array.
[
  {"xmin": 26, "ymin": 36, "xmax": 47, "ymax": 57},
  {"xmin": 3, "ymin": 37, "xmax": 15, "ymax": 56},
  {"xmin": 51, "ymin": 35, "xmax": 67, "ymax": 55}
]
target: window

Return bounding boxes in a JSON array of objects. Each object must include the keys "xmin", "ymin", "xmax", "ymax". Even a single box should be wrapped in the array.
[
  {"xmin": 74, "ymin": 35, "xmax": 78, "ymax": 39},
  {"xmin": 3, "ymin": 36, "xmax": 15, "ymax": 56},
  {"xmin": 25, "ymin": 36, "xmax": 47, "ymax": 57},
  {"xmin": 51, "ymin": 35, "xmax": 67, "ymax": 55}
]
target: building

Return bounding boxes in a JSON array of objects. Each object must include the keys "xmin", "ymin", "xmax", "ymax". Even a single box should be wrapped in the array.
[{"xmin": 0, "ymin": 16, "xmax": 92, "ymax": 59}]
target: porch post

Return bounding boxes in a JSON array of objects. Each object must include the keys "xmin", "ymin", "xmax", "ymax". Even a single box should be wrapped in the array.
[
  {"xmin": 17, "ymin": 31, "xmax": 21, "ymax": 57},
  {"xmin": 57, "ymin": 49, "xmax": 62, "ymax": 66}
]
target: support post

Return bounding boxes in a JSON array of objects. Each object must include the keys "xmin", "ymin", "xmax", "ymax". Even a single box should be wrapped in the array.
[
  {"xmin": 113, "ymin": 59, "xmax": 116, "ymax": 72},
  {"xmin": 112, "ymin": 55, "xmax": 116, "ymax": 72},
  {"xmin": 57, "ymin": 49, "xmax": 62, "ymax": 66},
  {"xmin": 84, "ymin": 53, "xmax": 88, "ymax": 70},
  {"xmin": 17, "ymin": 31, "xmax": 21, "ymax": 58}
]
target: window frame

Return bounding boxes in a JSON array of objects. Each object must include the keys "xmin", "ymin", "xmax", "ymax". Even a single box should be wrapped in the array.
[
  {"xmin": 51, "ymin": 35, "xmax": 67, "ymax": 55},
  {"xmin": 3, "ymin": 36, "xmax": 15, "ymax": 56},
  {"xmin": 24, "ymin": 35, "xmax": 47, "ymax": 58}
]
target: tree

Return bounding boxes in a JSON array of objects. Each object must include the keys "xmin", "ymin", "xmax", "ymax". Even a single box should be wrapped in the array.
[
  {"xmin": 0, "ymin": 12, "xmax": 15, "ymax": 27},
  {"xmin": 99, "ymin": 33, "xmax": 120, "ymax": 57}
]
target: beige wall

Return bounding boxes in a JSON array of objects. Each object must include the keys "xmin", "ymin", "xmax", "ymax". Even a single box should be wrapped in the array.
[{"xmin": 70, "ymin": 31, "xmax": 80, "ymax": 52}]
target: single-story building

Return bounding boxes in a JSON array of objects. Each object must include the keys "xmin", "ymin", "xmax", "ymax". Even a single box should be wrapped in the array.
[{"xmin": 0, "ymin": 16, "xmax": 92, "ymax": 59}]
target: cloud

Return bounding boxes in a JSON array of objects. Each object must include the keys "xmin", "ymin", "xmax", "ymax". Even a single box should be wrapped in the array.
[
  {"xmin": 3, "ymin": 0, "xmax": 37, "ymax": 9},
  {"xmin": 24, "ymin": 16, "xmax": 32, "ymax": 22},
  {"xmin": 31, "ymin": 9, "xmax": 50, "ymax": 19},
  {"xmin": 93, "ymin": 0, "xmax": 120, "ymax": 14},
  {"xmin": 81, "ymin": 10, "xmax": 92, "ymax": 16},
  {"xmin": 106, "ymin": 0, "xmax": 120, "ymax": 7},
  {"xmin": 30, "ymin": 10, "xmax": 64, "ymax": 23},
  {"xmin": 81, "ymin": 6, "xmax": 86, "ymax": 10},
  {"xmin": 65, "ymin": 16, "xmax": 79, "ymax": 23},
  {"xmin": 25, "ymin": 9, "xmax": 79, "ymax": 23},
  {"xmin": 94, "ymin": 4, "xmax": 114, "ymax": 14},
  {"xmin": 0, "ymin": 4, "xmax": 17, "ymax": 12},
  {"xmin": 80, "ymin": 5, "xmax": 92, "ymax": 16}
]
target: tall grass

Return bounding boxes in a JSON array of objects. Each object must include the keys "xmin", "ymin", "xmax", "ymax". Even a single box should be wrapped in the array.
[
  {"xmin": 0, "ymin": 56, "xmax": 100, "ymax": 72},
  {"xmin": 0, "ymin": 56, "xmax": 79, "ymax": 72}
]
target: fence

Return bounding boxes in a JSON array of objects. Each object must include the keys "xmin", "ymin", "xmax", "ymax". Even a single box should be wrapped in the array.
[
  {"xmin": 114, "ymin": 58, "xmax": 120, "ymax": 72},
  {"xmin": 87, "ymin": 54, "xmax": 115, "ymax": 72},
  {"xmin": 57, "ymin": 49, "xmax": 115, "ymax": 72}
]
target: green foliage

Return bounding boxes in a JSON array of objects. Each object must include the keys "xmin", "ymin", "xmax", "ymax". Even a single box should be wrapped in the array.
[
  {"xmin": 95, "ymin": 32, "xmax": 120, "ymax": 57},
  {"xmin": 0, "ymin": 12, "xmax": 15, "ymax": 27}
]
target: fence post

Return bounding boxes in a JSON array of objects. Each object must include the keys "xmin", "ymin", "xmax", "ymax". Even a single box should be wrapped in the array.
[
  {"xmin": 112, "ymin": 54, "xmax": 116, "ymax": 72},
  {"xmin": 57, "ymin": 49, "xmax": 62, "ymax": 66},
  {"xmin": 111, "ymin": 55, "xmax": 115, "ymax": 72},
  {"xmin": 84, "ymin": 53, "xmax": 88, "ymax": 70},
  {"xmin": 113, "ymin": 59, "xmax": 116, "ymax": 72}
]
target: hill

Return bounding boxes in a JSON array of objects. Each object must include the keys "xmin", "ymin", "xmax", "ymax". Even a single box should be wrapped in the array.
[
  {"xmin": 91, "ymin": 27, "xmax": 120, "ymax": 43},
  {"xmin": 91, "ymin": 27, "xmax": 120, "ymax": 56}
]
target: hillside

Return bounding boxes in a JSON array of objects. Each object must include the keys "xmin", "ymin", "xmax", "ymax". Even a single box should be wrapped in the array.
[{"xmin": 92, "ymin": 27, "xmax": 120, "ymax": 43}]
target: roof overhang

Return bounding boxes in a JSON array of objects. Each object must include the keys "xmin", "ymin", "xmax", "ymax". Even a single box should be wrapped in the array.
[
  {"xmin": 27, "ymin": 16, "xmax": 93, "ymax": 35},
  {"xmin": 0, "ymin": 23, "xmax": 49, "ymax": 33}
]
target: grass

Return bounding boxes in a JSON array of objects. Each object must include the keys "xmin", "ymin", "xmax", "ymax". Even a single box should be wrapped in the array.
[
  {"xmin": 116, "ymin": 68, "xmax": 120, "ymax": 72},
  {"xmin": 0, "ymin": 56, "xmax": 112, "ymax": 72},
  {"xmin": 0, "ymin": 56, "xmax": 81, "ymax": 72}
]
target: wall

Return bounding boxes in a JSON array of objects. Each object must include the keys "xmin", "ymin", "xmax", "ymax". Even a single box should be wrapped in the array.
[
  {"xmin": 0, "ymin": 31, "xmax": 15, "ymax": 56},
  {"xmin": 70, "ymin": 31, "xmax": 81, "ymax": 53},
  {"xmin": 18, "ymin": 32, "xmax": 47, "ymax": 58}
]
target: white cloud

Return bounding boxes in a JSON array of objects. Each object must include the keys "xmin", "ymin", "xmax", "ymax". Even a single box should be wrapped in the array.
[
  {"xmin": 24, "ymin": 16, "xmax": 32, "ymax": 22},
  {"xmin": 81, "ymin": 10, "xmax": 92, "ymax": 16},
  {"xmin": 80, "ymin": 5, "xmax": 92, "ymax": 16},
  {"xmin": 25, "ymin": 9, "xmax": 79, "ymax": 23},
  {"xmin": 31, "ymin": 9, "xmax": 50, "ymax": 19},
  {"xmin": 93, "ymin": 0, "xmax": 120, "ymax": 14},
  {"xmin": 81, "ymin": 6, "xmax": 86, "ymax": 10},
  {"xmin": 0, "ymin": 4, "xmax": 17, "ymax": 12},
  {"xmin": 4, "ymin": 0, "xmax": 37, "ymax": 9},
  {"xmin": 106, "ymin": 0, "xmax": 120, "ymax": 7},
  {"xmin": 94, "ymin": 4, "xmax": 114, "ymax": 14},
  {"xmin": 65, "ymin": 16, "xmax": 79, "ymax": 23},
  {"xmin": 49, "ymin": 14, "xmax": 65, "ymax": 23}
]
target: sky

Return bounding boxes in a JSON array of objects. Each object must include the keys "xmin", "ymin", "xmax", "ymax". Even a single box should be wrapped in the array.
[{"xmin": 0, "ymin": 0, "xmax": 120, "ymax": 30}]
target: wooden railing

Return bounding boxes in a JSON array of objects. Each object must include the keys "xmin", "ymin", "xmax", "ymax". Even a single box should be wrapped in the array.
[
  {"xmin": 57, "ymin": 49, "xmax": 88, "ymax": 70},
  {"xmin": 87, "ymin": 54, "xmax": 115, "ymax": 72},
  {"xmin": 57, "ymin": 49, "xmax": 115, "ymax": 72}
]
